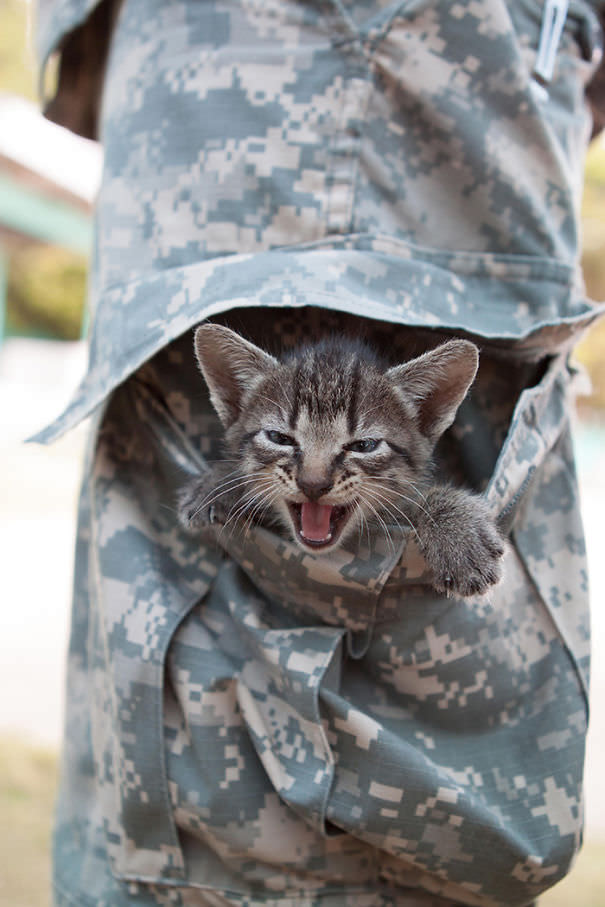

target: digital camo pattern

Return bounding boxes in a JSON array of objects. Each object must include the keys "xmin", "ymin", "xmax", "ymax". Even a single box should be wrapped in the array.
[
  {"xmin": 36, "ymin": 0, "xmax": 603, "ymax": 905},
  {"xmin": 53, "ymin": 322, "xmax": 589, "ymax": 907},
  {"xmin": 34, "ymin": 0, "xmax": 605, "ymax": 442}
]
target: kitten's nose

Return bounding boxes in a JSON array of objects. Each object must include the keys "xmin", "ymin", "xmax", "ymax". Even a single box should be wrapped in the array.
[{"xmin": 297, "ymin": 476, "xmax": 333, "ymax": 501}]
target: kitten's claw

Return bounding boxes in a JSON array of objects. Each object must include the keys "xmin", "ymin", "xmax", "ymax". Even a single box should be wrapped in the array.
[
  {"xmin": 177, "ymin": 470, "xmax": 244, "ymax": 534},
  {"xmin": 177, "ymin": 478, "xmax": 207, "ymax": 531},
  {"xmin": 177, "ymin": 476, "xmax": 227, "ymax": 532},
  {"xmin": 418, "ymin": 489, "xmax": 505, "ymax": 598}
]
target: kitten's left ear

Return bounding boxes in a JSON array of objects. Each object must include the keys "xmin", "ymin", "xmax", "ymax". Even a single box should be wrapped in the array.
[
  {"xmin": 386, "ymin": 340, "xmax": 479, "ymax": 443},
  {"xmin": 194, "ymin": 324, "xmax": 279, "ymax": 427}
]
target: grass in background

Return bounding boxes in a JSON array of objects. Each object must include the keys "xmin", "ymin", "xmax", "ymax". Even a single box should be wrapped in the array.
[
  {"xmin": 0, "ymin": 736, "xmax": 603, "ymax": 906},
  {"xmin": 577, "ymin": 137, "xmax": 605, "ymax": 418},
  {"xmin": 0, "ymin": 0, "xmax": 36, "ymax": 101},
  {"xmin": 0, "ymin": 737, "xmax": 57, "ymax": 907},
  {"xmin": 541, "ymin": 840, "xmax": 605, "ymax": 906}
]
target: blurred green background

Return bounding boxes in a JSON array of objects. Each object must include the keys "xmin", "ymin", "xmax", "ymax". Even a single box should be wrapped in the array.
[
  {"xmin": 1, "ymin": 0, "xmax": 88, "ymax": 343},
  {"xmin": 1, "ymin": 1, "xmax": 605, "ymax": 906}
]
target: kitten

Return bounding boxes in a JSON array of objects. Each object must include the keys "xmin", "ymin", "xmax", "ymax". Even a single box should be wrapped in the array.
[{"xmin": 178, "ymin": 324, "xmax": 504, "ymax": 597}]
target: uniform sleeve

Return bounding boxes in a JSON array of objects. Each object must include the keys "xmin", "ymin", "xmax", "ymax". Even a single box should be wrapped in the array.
[
  {"xmin": 587, "ymin": 8, "xmax": 605, "ymax": 135},
  {"xmin": 39, "ymin": 0, "xmax": 121, "ymax": 140}
]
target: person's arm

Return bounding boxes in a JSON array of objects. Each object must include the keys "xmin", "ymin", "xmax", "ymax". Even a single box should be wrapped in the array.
[
  {"xmin": 41, "ymin": 0, "xmax": 121, "ymax": 139},
  {"xmin": 586, "ymin": 7, "xmax": 605, "ymax": 136}
]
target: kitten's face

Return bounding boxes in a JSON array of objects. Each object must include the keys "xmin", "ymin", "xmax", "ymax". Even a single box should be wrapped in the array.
[
  {"xmin": 195, "ymin": 325, "xmax": 478, "ymax": 553},
  {"xmin": 225, "ymin": 361, "xmax": 431, "ymax": 551}
]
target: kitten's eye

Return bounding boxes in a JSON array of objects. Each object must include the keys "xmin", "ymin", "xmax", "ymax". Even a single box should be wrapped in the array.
[
  {"xmin": 346, "ymin": 438, "xmax": 381, "ymax": 454},
  {"xmin": 265, "ymin": 430, "xmax": 295, "ymax": 446}
]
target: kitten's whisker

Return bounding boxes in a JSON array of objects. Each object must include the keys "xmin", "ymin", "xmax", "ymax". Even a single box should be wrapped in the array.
[
  {"xmin": 357, "ymin": 493, "xmax": 396, "ymax": 554},
  {"xmin": 358, "ymin": 483, "xmax": 414, "ymax": 536},
  {"xmin": 362, "ymin": 486, "xmax": 421, "ymax": 544},
  {"xmin": 376, "ymin": 501, "xmax": 417, "ymax": 544},
  {"xmin": 211, "ymin": 480, "xmax": 271, "ymax": 526},
  {"xmin": 257, "ymin": 393, "xmax": 290, "ymax": 423},
  {"xmin": 190, "ymin": 465, "xmax": 243, "ymax": 494},
  {"xmin": 223, "ymin": 481, "xmax": 275, "ymax": 524},
  {"xmin": 355, "ymin": 401, "xmax": 390, "ymax": 425},
  {"xmin": 189, "ymin": 472, "xmax": 271, "ymax": 517},
  {"xmin": 206, "ymin": 464, "xmax": 244, "ymax": 477},
  {"xmin": 351, "ymin": 500, "xmax": 363, "ymax": 546},
  {"xmin": 207, "ymin": 470, "xmax": 269, "ymax": 493},
  {"xmin": 362, "ymin": 478, "xmax": 433, "ymax": 524},
  {"xmin": 220, "ymin": 481, "xmax": 278, "ymax": 536},
  {"xmin": 235, "ymin": 491, "xmax": 282, "ymax": 541},
  {"xmin": 406, "ymin": 481, "xmax": 430, "ymax": 506},
  {"xmin": 273, "ymin": 384, "xmax": 293, "ymax": 411},
  {"xmin": 361, "ymin": 489, "xmax": 403, "ymax": 535},
  {"xmin": 243, "ymin": 489, "xmax": 282, "ymax": 535},
  {"xmin": 359, "ymin": 502, "xmax": 371, "ymax": 547},
  {"xmin": 380, "ymin": 490, "xmax": 428, "ymax": 519},
  {"xmin": 240, "ymin": 481, "xmax": 280, "ymax": 515},
  {"xmin": 353, "ymin": 500, "xmax": 371, "ymax": 551},
  {"xmin": 262, "ymin": 382, "xmax": 293, "ymax": 407},
  {"xmin": 190, "ymin": 471, "xmax": 265, "ymax": 505},
  {"xmin": 353, "ymin": 501, "xmax": 363, "ymax": 545}
]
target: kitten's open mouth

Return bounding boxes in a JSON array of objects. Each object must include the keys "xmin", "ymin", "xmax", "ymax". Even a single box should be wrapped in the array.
[{"xmin": 287, "ymin": 501, "xmax": 352, "ymax": 551}]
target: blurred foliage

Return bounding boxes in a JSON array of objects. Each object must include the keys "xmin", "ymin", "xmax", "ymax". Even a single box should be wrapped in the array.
[
  {"xmin": 0, "ymin": 0, "xmax": 37, "ymax": 101},
  {"xmin": 539, "ymin": 837, "xmax": 605, "ymax": 907},
  {"xmin": 0, "ymin": 736, "xmax": 57, "ymax": 907},
  {"xmin": 577, "ymin": 138, "xmax": 605, "ymax": 416},
  {"xmin": 1, "ymin": 1, "xmax": 82, "ymax": 342},
  {"xmin": 6, "ymin": 246, "xmax": 87, "ymax": 341},
  {"xmin": 574, "ymin": 317, "xmax": 605, "ymax": 418}
]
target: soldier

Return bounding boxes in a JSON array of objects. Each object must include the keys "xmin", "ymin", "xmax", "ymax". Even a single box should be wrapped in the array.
[{"xmin": 35, "ymin": 1, "xmax": 605, "ymax": 905}]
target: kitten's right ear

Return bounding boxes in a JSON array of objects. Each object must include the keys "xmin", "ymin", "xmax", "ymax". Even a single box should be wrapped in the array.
[
  {"xmin": 386, "ymin": 340, "xmax": 479, "ymax": 444},
  {"xmin": 194, "ymin": 324, "xmax": 279, "ymax": 427}
]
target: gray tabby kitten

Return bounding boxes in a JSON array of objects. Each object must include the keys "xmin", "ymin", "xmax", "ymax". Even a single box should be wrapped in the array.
[{"xmin": 178, "ymin": 324, "xmax": 504, "ymax": 597}]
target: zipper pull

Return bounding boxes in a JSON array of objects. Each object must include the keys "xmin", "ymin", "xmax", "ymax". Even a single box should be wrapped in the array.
[{"xmin": 532, "ymin": 0, "xmax": 570, "ymax": 100}]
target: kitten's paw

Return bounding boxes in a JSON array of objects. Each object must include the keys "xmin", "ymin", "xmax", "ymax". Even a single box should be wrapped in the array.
[
  {"xmin": 419, "ymin": 490, "xmax": 505, "ymax": 598},
  {"xmin": 177, "ymin": 476, "xmax": 228, "ymax": 531},
  {"xmin": 433, "ymin": 523, "xmax": 504, "ymax": 597}
]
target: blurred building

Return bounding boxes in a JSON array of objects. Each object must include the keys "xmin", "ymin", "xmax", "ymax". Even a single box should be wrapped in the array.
[{"xmin": 0, "ymin": 93, "xmax": 102, "ymax": 339}]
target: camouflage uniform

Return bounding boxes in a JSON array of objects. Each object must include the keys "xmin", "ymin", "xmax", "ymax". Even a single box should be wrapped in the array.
[{"xmin": 35, "ymin": 1, "xmax": 605, "ymax": 904}]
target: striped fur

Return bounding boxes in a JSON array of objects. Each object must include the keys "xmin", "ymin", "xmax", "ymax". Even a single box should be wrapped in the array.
[{"xmin": 179, "ymin": 324, "xmax": 504, "ymax": 595}]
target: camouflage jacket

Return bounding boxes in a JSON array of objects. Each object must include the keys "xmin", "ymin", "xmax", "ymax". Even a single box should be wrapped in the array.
[
  {"xmin": 34, "ymin": 0, "xmax": 605, "ymax": 445},
  {"xmin": 35, "ymin": 1, "xmax": 605, "ymax": 906}
]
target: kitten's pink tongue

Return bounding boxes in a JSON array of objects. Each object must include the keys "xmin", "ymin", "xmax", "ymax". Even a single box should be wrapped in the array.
[{"xmin": 300, "ymin": 502, "xmax": 333, "ymax": 541}]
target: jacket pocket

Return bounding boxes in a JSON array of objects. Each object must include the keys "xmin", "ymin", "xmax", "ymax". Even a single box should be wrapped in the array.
[
  {"xmin": 313, "ymin": 354, "xmax": 590, "ymax": 906},
  {"xmin": 486, "ymin": 353, "xmax": 590, "ymax": 702}
]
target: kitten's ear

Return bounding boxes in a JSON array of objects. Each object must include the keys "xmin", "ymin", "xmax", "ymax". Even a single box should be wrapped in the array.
[
  {"xmin": 386, "ymin": 340, "xmax": 479, "ymax": 443},
  {"xmin": 194, "ymin": 324, "xmax": 279, "ymax": 427}
]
